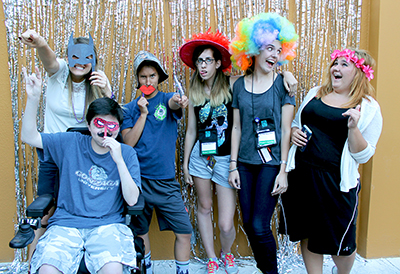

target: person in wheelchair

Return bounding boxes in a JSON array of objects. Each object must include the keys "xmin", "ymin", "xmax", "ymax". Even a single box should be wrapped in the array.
[{"xmin": 22, "ymin": 69, "xmax": 141, "ymax": 274}]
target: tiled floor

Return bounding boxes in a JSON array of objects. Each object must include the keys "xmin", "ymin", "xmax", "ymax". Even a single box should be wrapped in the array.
[
  {"xmin": 154, "ymin": 255, "xmax": 400, "ymax": 274},
  {"xmin": 1, "ymin": 254, "xmax": 400, "ymax": 273}
]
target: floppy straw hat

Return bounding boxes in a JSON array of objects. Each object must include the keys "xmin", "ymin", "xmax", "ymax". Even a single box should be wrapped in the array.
[{"xmin": 179, "ymin": 29, "xmax": 232, "ymax": 72}]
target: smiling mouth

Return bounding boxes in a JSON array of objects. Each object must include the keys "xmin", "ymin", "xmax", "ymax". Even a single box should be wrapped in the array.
[
  {"xmin": 266, "ymin": 59, "xmax": 275, "ymax": 66},
  {"xmin": 333, "ymin": 73, "xmax": 342, "ymax": 79}
]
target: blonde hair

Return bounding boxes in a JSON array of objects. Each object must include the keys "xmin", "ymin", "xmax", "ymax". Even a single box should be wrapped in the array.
[
  {"xmin": 317, "ymin": 48, "xmax": 376, "ymax": 108},
  {"xmin": 189, "ymin": 46, "xmax": 231, "ymax": 107}
]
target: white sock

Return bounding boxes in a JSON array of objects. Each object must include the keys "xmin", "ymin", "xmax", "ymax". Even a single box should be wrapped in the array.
[
  {"xmin": 144, "ymin": 251, "xmax": 152, "ymax": 274},
  {"xmin": 176, "ymin": 259, "xmax": 190, "ymax": 274}
]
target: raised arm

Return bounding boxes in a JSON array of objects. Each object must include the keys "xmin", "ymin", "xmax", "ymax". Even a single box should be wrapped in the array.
[
  {"xmin": 183, "ymin": 103, "xmax": 197, "ymax": 185},
  {"xmin": 168, "ymin": 93, "xmax": 189, "ymax": 110},
  {"xmin": 20, "ymin": 30, "xmax": 59, "ymax": 76},
  {"xmin": 102, "ymin": 138, "xmax": 140, "ymax": 206},
  {"xmin": 89, "ymin": 71, "xmax": 113, "ymax": 98},
  {"xmin": 343, "ymin": 103, "xmax": 383, "ymax": 163},
  {"xmin": 121, "ymin": 97, "xmax": 149, "ymax": 147},
  {"xmin": 21, "ymin": 67, "xmax": 43, "ymax": 149}
]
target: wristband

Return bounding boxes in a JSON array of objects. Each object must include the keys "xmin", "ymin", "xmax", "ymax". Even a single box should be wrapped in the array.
[
  {"xmin": 280, "ymin": 160, "xmax": 287, "ymax": 165},
  {"xmin": 228, "ymin": 167, "xmax": 238, "ymax": 173}
]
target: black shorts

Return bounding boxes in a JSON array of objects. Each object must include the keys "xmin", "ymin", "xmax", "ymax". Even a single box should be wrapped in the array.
[{"xmin": 130, "ymin": 177, "xmax": 192, "ymax": 235}]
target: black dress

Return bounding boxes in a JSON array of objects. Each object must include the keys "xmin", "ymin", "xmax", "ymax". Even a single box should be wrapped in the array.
[{"xmin": 280, "ymin": 97, "xmax": 360, "ymax": 256}]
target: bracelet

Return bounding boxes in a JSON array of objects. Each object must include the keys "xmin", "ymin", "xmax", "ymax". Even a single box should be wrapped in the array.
[
  {"xmin": 228, "ymin": 167, "xmax": 238, "ymax": 173},
  {"xmin": 280, "ymin": 160, "xmax": 287, "ymax": 165},
  {"xmin": 229, "ymin": 159, "xmax": 237, "ymax": 162}
]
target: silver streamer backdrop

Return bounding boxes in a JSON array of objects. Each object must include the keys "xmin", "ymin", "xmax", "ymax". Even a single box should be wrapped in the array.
[{"xmin": 2, "ymin": 0, "xmax": 362, "ymax": 272}]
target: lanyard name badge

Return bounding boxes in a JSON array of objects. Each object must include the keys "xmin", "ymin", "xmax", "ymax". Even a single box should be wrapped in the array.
[
  {"xmin": 250, "ymin": 73, "xmax": 278, "ymax": 163},
  {"xmin": 255, "ymin": 116, "xmax": 276, "ymax": 163},
  {"xmin": 198, "ymin": 128, "xmax": 218, "ymax": 156},
  {"xmin": 198, "ymin": 104, "xmax": 218, "ymax": 156},
  {"xmin": 197, "ymin": 104, "xmax": 219, "ymax": 170}
]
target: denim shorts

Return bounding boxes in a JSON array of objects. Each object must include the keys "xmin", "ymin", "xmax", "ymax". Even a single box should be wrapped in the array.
[
  {"xmin": 30, "ymin": 224, "xmax": 136, "ymax": 274},
  {"xmin": 189, "ymin": 141, "xmax": 233, "ymax": 189}
]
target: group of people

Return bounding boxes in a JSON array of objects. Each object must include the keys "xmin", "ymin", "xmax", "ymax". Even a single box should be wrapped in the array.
[{"xmin": 18, "ymin": 11, "xmax": 382, "ymax": 274}]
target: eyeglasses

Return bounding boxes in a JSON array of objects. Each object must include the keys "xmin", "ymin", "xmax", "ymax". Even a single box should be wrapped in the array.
[{"xmin": 196, "ymin": 58, "xmax": 215, "ymax": 66}]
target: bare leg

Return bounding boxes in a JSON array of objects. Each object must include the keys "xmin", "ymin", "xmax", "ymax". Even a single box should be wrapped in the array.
[
  {"xmin": 98, "ymin": 262, "xmax": 123, "ymax": 274},
  {"xmin": 301, "ymin": 239, "xmax": 323, "ymax": 274},
  {"xmin": 215, "ymin": 184, "xmax": 236, "ymax": 254},
  {"xmin": 38, "ymin": 264, "xmax": 62, "ymax": 274},
  {"xmin": 174, "ymin": 233, "xmax": 191, "ymax": 261},
  {"xmin": 29, "ymin": 206, "xmax": 55, "ymax": 261},
  {"xmin": 332, "ymin": 251, "xmax": 356, "ymax": 274},
  {"xmin": 138, "ymin": 233, "xmax": 151, "ymax": 255},
  {"xmin": 193, "ymin": 177, "xmax": 217, "ymax": 258}
]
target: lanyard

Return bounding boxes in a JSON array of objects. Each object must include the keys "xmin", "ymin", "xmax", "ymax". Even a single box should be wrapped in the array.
[{"xmin": 251, "ymin": 72, "xmax": 276, "ymax": 130}]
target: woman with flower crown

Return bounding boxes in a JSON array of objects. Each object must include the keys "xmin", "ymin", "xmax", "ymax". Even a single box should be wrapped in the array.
[{"xmin": 280, "ymin": 48, "xmax": 382, "ymax": 274}]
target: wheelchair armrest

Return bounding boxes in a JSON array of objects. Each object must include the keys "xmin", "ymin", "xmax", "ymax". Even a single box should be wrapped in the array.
[
  {"xmin": 66, "ymin": 127, "xmax": 90, "ymax": 135},
  {"xmin": 26, "ymin": 194, "xmax": 55, "ymax": 218},
  {"xmin": 127, "ymin": 195, "xmax": 145, "ymax": 216}
]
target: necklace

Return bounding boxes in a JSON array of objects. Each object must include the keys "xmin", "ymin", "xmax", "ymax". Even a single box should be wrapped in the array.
[{"xmin": 71, "ymin": 81, "xmax": 87, "ymax": 123}]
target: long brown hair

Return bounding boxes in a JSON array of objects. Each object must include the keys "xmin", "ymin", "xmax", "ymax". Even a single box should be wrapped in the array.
[
  {"xmin": 189, "ymin": 46, "xmax": 231, "ymax": 107},
  {"xmin": 317, "ymin": 48, "xmax": 376, "ymax": 108}
]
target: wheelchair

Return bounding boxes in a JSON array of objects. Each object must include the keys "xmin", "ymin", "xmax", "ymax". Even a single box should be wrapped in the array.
[{"xmin": 9, "ymin": 127, "xmax": 146, "ymax": 274}]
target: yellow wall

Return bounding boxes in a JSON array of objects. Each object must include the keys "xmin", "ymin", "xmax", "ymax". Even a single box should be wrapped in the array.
[
  {"xmin": 362, "ymin": 0, "xmax": 400, "ymax": 258},
  {"xmin": 0, "ymin": 6, "xmax": 19, "ymax": 261},
  {"xmin": 1, "ymin": 0, "xmax": 400, "ymax": 263}
]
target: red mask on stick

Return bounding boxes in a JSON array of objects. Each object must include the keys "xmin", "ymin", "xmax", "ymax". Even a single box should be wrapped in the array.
[{"xmin": 93, "ymin": 118, "xmax": 119, "ymax": 137}]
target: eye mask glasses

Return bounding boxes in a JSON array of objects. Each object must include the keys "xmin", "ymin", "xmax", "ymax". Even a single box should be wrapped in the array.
[{"xmin": 93, "ymin": 118, "xmax": 119, "ymax": 137}]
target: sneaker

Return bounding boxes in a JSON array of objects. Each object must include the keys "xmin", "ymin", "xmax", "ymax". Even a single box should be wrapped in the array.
[
  {"xmin": 221, "ymin": 252, "xmax": 239, "ymax": 274},
  {"xmin": 9, "ymin": 222, "xmax": 35, "ymax": 248},
  {"xmin": 207, "ymin": 258, "xmax": 219, "ymax": 274}
]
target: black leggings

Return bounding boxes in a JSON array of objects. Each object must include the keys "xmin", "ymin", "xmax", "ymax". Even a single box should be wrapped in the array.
[{"xmin": 238, "ymin": 162, "xmax": 279, "ymax": 274}]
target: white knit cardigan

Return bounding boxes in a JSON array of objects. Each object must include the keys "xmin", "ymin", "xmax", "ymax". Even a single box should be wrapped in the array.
[{"xmin": 286, "ymin": 86, "xmax": 383, "ymax": 192}]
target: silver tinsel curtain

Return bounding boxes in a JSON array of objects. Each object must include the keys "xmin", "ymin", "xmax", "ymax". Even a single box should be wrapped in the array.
[{"xmin": 3, "ymin": 0, "xmax": 362, "ymax": 272}]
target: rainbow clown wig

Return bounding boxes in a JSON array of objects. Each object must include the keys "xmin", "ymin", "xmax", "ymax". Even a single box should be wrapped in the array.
[{"xmin": 230, "ymin": 13, "xmax": 299, "ymax": 71}]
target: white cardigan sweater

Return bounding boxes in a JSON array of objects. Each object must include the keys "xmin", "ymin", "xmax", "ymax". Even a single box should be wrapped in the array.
[{"xmin": 286, "ymin": 87, "xmax": 383, "ymax": 192}]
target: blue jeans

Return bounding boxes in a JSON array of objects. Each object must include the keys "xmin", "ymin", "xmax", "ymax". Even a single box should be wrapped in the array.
[{"xmin": 238, "ymin": 162, "xmax": 279, "ymax": 274}]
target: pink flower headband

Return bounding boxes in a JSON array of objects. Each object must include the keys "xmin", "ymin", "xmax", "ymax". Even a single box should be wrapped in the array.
[{"xmin": 331, "ymin": 49, "xmax": 374, "ymax": 81}]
